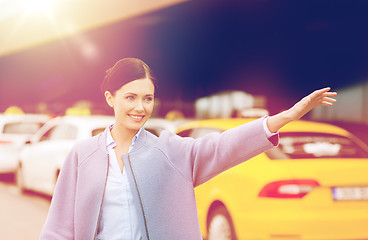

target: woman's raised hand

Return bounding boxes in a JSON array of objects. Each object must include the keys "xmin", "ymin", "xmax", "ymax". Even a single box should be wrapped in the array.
[
  {"xmin": 266, "ymin": 87, "xmax": 337, "ymax": 133},
  {"xmin": 288, "ymin": 87, "xmax": 337, "ymax": 121}
]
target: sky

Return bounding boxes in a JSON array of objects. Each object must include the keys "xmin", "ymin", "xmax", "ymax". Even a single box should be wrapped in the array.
[{"xmin": 0, "ymin": 0, "xmax": 185, "ymax": 57}]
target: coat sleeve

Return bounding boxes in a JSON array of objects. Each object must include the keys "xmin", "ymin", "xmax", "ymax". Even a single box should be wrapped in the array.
[
  {"xmin": 39, "ymin": 147, "xmax": 78, "ymax": 240},
  {"xmin": 161, "ymin": 117, "xmax": 279, "ymax": 187}
]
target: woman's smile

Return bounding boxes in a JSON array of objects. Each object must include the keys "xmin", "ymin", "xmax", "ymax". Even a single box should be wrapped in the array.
[{"xmin": 128, "ymin": 114, "xmax": 145, "ymax": 122}]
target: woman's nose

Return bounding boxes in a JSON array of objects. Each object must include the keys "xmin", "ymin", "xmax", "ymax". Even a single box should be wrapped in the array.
[{"xmin": 134, "ymin": 100, "xmax": 144, "ymax": 111}]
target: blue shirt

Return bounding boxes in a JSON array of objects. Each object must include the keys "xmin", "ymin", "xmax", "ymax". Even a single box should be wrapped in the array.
[{"xmin": 96, "ymin": 126, "xmax": 142, "ymax": 240}]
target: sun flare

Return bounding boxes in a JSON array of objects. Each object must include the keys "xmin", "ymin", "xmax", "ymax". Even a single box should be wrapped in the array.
[{"xmin": 23, "ymin": 0, "xmax": 55, "ymax": 14}]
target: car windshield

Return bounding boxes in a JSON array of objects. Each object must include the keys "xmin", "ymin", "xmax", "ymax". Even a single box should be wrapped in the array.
[
  {"xmin": 266, "ymin": 132, "xmax": 368, "ymax": 159},
  {"xmin": 3, "ymin": 122, "xmax": 43, "ymax": 135}
]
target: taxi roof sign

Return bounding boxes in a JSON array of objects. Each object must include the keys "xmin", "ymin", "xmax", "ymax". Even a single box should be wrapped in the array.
[
  {"xmin": 4, "ymin": 106, "xmax": 24, "ymax": 114},
  {"xmin": 65, "ymin": 107, "xmax": 91, "ymax": 116}
]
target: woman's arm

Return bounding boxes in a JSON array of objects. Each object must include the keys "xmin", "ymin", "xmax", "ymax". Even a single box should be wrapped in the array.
[
  {"xmin": 267, "ymin": 87, "xmax": 337, "ymax": 133},
  {"xmin": 163, "ymin": 87, "xmax": 336, "ymax": 187},
  {"xmin": 162, "ymin": 117, "xmax": 276, "ymax": 187}
]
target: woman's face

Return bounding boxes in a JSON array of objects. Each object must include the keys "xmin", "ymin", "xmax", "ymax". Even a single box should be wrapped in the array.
[{"xmin": 106, "ymin": 78, "xmax": 155, "ymax": 133}]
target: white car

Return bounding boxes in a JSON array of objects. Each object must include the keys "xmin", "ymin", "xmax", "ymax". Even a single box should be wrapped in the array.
[
  {"xmin": 0, "ymin": 114, "xmax": 49, "ymax": 174},
  {"xmin": 17, "ymin": 115, "xmax": 114, "ymax": 196}
]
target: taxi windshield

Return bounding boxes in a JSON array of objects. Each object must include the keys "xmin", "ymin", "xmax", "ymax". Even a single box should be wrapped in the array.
[{"xmin": 266, "ymin": 132, "xmax": 368, "ymax": 159}]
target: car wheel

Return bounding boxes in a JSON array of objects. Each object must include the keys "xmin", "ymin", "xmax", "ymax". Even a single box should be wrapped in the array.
[
  {"xmin": 16, "ymin": 165, "xmax": 25, "ymax": 193},
  {"xmin": 207, "ymin": 205, "xmax": 237, "ymax": 240}
]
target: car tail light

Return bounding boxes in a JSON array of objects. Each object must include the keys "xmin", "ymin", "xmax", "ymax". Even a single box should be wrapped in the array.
[{"xmin": 258, "ymin": 179, "xmax": 320, "ymax": 198}]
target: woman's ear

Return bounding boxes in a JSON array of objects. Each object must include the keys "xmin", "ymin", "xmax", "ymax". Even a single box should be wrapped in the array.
[{"xmin": 105, "ymin": 91, "xmax": 114, "ymax": 108}]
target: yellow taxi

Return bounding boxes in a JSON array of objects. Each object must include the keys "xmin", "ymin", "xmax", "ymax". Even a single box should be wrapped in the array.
[{"xmin": 176, "ymin": 118, "xmax": 368, "ymax": 240}]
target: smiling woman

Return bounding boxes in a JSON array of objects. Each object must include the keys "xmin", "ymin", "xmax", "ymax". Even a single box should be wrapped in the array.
[{"xmin": 39, "ymin": 58, "xmax": 336, "ymax": 240}]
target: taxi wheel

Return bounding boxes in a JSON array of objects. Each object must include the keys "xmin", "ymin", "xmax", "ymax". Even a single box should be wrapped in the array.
[
  {"xmin": 16, "ymin": 165, "xmax": 25, "ymax": 193},
  {"xmin": 207, "ymin": 205, "xmax": 237, "ymax": 240}
]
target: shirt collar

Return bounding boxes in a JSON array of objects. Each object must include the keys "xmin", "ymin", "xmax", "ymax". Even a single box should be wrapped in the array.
[
  {"xmin": 106, "ymin": 124, "xmax": 143, "ymax": 150},
  {"xmin": 106, "ymin": 124, "xmax": 115, "ymax": 148},
  {"xmin": 131, "ymin": 128, "xmax": 142, "ymax": 149}
]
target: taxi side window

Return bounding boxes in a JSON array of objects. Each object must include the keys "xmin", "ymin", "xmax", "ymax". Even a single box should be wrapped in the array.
[
  {"xmin": 92, "ymin": 128, "xmax": 105, "ymax": 137},
  {"xmin": 3, "ymin": 122, "xmax": 42, "ymax": 134}
]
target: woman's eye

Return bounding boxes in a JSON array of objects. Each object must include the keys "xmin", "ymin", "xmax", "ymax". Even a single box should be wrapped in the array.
[
  {"xmin": 126, "ymin": 96, "xmax": 134, "ymax": 100},
  {"xmin": 145, "ymin": 97, "xmax": 153, "ymax": 102}
]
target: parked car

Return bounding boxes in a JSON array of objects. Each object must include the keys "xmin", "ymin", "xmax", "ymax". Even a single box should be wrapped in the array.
[
  {"xmin": 17, "ymin": 115, "xmax": 114, "ymax": 196},
  {"xmin": 176, "ymin": 118, "xmax": 368, "ymax": 240},
  {"xmin": 0, "ymin": 113, "xmax": 49, "ymax": 174}
]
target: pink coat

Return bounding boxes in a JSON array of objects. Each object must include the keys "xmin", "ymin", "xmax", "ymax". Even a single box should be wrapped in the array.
[{"xmin": 40, "ymin": 117, "xmax": 278, "ymax": 239}]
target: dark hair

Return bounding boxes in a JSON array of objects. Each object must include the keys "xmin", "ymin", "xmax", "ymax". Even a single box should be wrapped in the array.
[{"xmin": 100, "ymin": 58, "xmax": 156, "ymax": 95}]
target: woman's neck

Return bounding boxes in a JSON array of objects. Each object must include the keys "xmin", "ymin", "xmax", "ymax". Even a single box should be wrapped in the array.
[{"xmin": 110, "ymin": 124, "xmax": 139, "ymax": 148}]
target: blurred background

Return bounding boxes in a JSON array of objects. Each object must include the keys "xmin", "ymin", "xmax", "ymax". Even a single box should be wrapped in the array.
[
  {"xmin": 1, "ymin": 0, "xmax": 368, "ymax": 137},
  {"xmin": 1, "ymin": 0, "xmax": 368, "ymax": 239}
]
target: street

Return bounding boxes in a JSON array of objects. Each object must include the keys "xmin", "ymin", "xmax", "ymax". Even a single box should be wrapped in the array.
[{"xmin": 0, "ymin": 174, "xmax": 50, "ymax": 240}]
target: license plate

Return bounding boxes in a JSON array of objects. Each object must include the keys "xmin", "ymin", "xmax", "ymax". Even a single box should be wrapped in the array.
[{"xmin": 332, "ymin": 187, "xmax": 368, "ymax": 200}]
